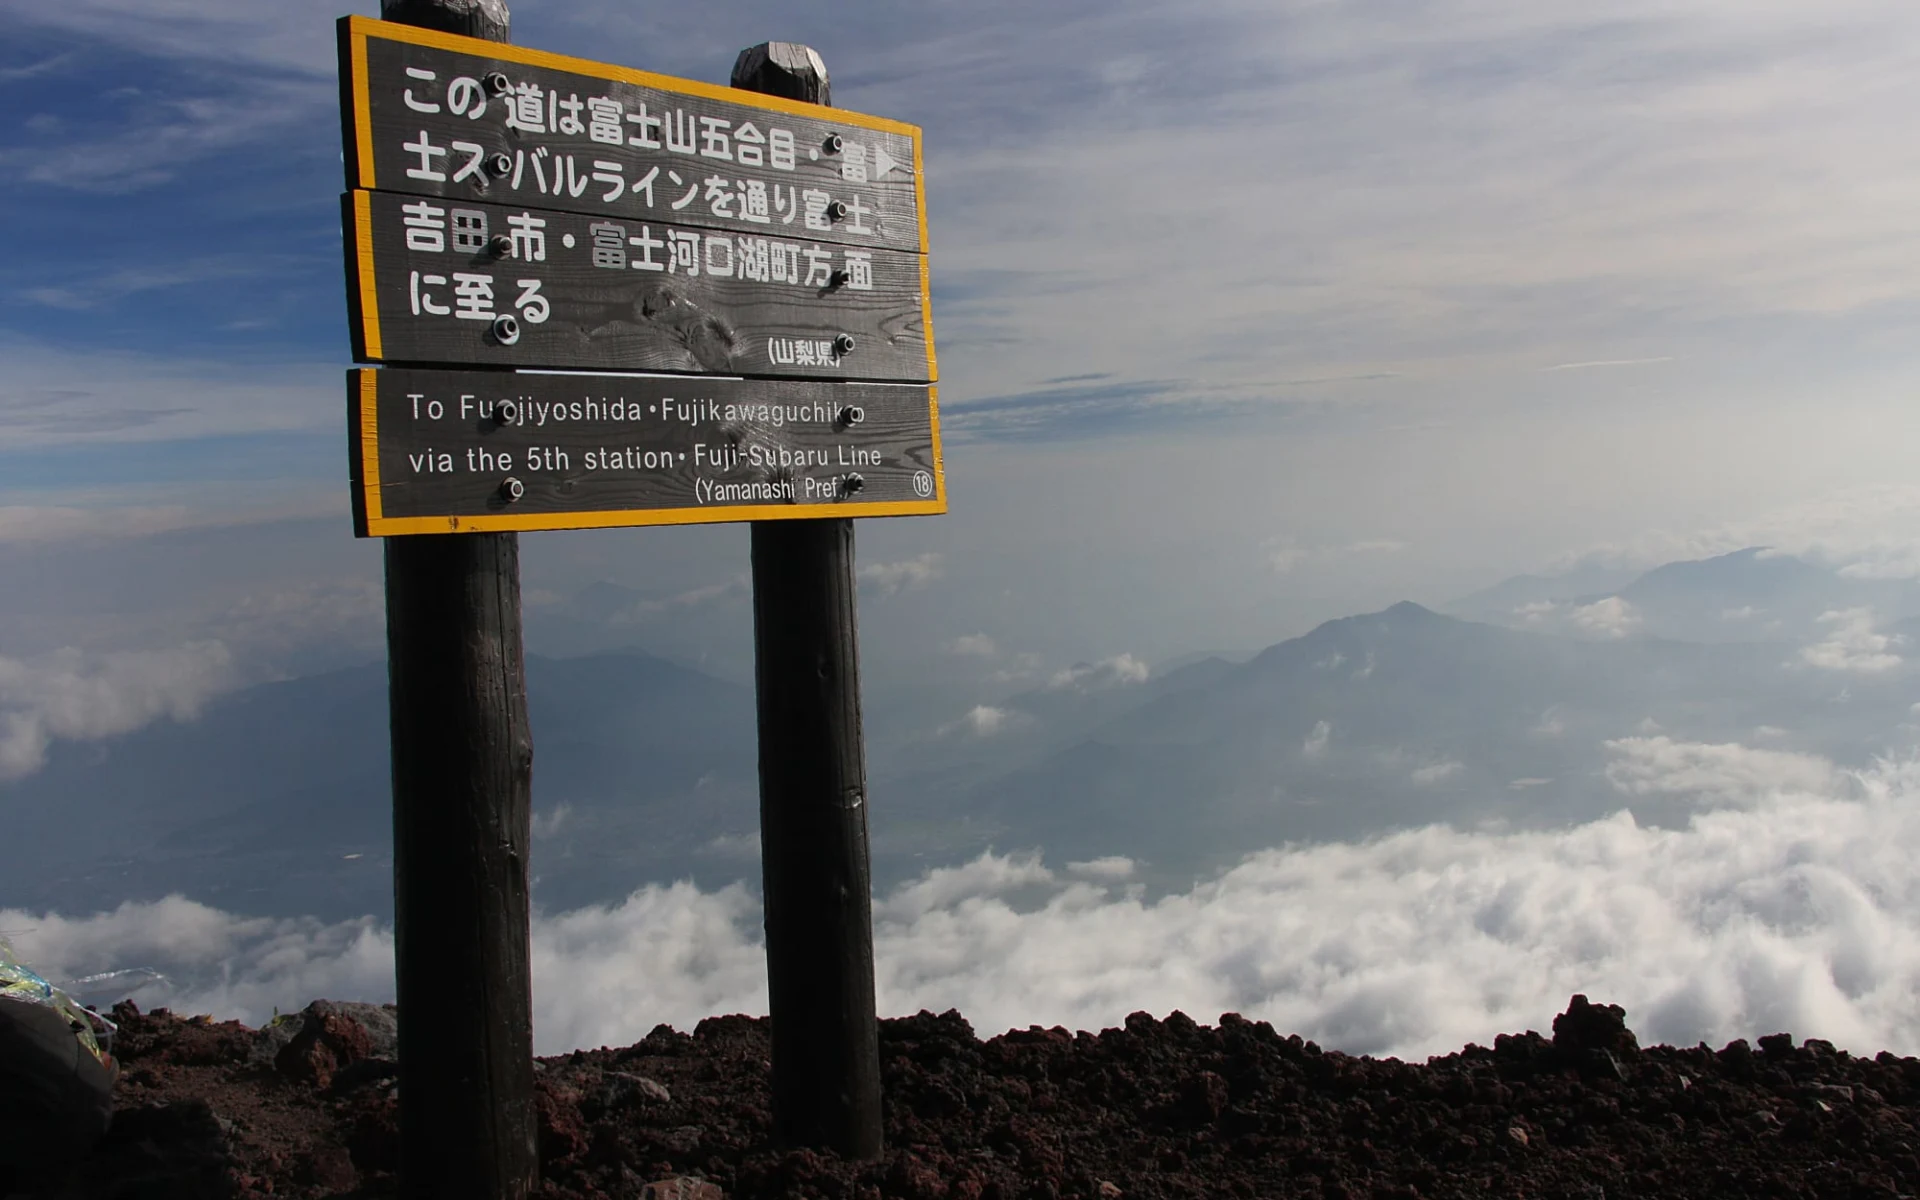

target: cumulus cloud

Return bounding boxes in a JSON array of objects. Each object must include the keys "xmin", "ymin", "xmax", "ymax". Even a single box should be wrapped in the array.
[
  {"xmin": 1065, "ymin": 857, "xmax": 1137, "ymax": 883},
  {"xmin": 1603, "ymin": 736, "xmax": 1845, "ymax": 807},
  {"xmin": 940, "ymin": 705, "xmax": 1017, "ymax": 739},
  {"xmin": 1569, "ymin": 597, "xmax": 1640, "ymax": 639},
  {"xmin": 1798, "ymin": 608, "xmax": 1904, "ymax": 674},
  {"xmin": 857, "ymin": 553, "xmax": 943, "ymax": 596},
  {"xmin": 1045, "ymin": 654, "xmax": 1149, "ymax": 692},
  {"xmin": 13, "ymin": 740, "xmax": 1920, "ymax": 1060},
  {"xmin": 1512, "ymin": 596, "xmax": 1641, "ymax": 640},
  {"xmin": 0, "ymin": 642, "xmax": 237, "ymax": 779}
]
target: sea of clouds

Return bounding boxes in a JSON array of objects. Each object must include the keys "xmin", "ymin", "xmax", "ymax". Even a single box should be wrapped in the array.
[{"xmin": 5, "ymin": 737, "xmax": 1917, "ymax": 1062}]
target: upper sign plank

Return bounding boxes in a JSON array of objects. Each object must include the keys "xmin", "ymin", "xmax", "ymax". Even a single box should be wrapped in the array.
[{"xmin": 339, "ymin": 16, "xmax": 924, "ymax": 255}]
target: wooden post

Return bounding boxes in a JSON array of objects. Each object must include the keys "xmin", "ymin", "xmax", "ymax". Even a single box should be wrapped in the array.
[
  {"xmin": 735, "ymin": 44, "xmax": 886, "ymax": 1163},
  {"xmin": 378, "ymin": 3, "xmax": 538, "ymax": 1198}
]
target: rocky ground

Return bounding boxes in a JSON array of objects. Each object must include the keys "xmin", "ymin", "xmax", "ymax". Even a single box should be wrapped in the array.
[{"xmin": 5, "ymin": 994, "xmax": 1919, "ymax": 1199}]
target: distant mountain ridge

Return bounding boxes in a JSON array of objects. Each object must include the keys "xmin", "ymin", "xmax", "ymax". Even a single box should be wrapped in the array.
[
  {"xmin": 6, "ymin": 550, "xmax": 1917, "ymax": 921},
  {"xmin": 877, "ymin": 592, "xmax": 1917, "ymax": 896},
  {"xmin": 0, "ymin": 650, "xmax": 760, "ymax": 922},
  {"xmin": 1445, "ymin": 547, "xmax": 1920, "ymax": 645}
]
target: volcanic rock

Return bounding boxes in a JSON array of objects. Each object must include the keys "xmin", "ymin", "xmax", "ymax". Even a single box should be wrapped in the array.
[{"xmin": 6, "ymin": 994, "xmax": 1918, "ymax": 1198}]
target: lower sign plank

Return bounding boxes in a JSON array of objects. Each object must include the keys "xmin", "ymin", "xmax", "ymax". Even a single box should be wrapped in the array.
[
  {"xmin": 345, "ymin": 190, "xmax": 933, "ymax": 382},
  {"xmin": 350, "ymin": 368, "xmax": 945, "ymax": 536}
]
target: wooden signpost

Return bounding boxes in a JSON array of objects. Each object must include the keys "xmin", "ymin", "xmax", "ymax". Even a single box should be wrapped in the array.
[{"xmin": 343, "ymin": 2, "xmax": 932, "ymax": 1193}]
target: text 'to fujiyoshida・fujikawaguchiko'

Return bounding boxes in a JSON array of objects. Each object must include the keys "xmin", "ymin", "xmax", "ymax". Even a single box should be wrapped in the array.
[{"xmin": 348, "ymin": 368, "xmax": 943, "ymax": 536}]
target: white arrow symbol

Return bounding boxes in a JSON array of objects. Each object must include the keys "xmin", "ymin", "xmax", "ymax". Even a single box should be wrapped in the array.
[{"xmin": 872, "ymin": 144, "xmax": 898, "ymax": 179}]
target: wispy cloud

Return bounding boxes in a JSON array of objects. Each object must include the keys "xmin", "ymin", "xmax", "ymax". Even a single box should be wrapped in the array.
[
  {"xmin": 11, "ymin": 0, "xmax": 1919, "ymax": 441},
  {"xmin": 605, "ymin": 576, "xmax": 750, "ymax": 625},
  {"xmin": 1266, "ymin": 537, "xmax": 1412, "ymax": 575},
  {"xmin": 1411, "ymin": 760, "xmax": 1464, "ymax": 785},
  {"xmin": 0, "ymin": 52, "xmax": 76, "ymax": 82},
  {"xmin": 0, "ymin": 0, "xmax": 358, "ymax": 75},
  {"xmin": 13, "ymin": 256, "xmax": 314, "ymax": 311},
  {"xmin": 1544, "ymin": 356, "xmax": 1674, "ymax": 371},
  {"xmin": 0, "ymin": 337, "xmax": 340, "ymax": 448}
]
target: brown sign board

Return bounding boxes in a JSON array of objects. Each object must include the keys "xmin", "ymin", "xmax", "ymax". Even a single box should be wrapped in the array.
[
  {"xmin": 338, "ymin": 16, "xmax": 924, "ymax": 255},
  {"xmin": 350, "ymin": 367, "xmax": 945, "ymax": 536},
  {"xmin": 343, "ymin": 189, "xmax": 932, "ymax": 382}
]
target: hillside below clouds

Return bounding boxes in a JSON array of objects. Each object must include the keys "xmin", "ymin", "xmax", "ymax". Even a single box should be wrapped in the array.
[
  {"xmin": 2, "ymin": 548, "xmax": 1914, "ymax": 922},
  {"xmin": 883, "ymin": 593, "xmax": 1917, "ymax": 896}
]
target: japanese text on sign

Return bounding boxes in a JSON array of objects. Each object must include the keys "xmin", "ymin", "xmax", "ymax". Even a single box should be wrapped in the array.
[{"xmin": 342, "ymin": 16, "xmax": 925, "ymax": 253}]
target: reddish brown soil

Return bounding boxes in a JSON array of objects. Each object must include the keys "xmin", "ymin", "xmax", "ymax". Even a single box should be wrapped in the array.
[{"xmin": 8, "ymin": 995, "xmax": 1920, "ymax": 1199}]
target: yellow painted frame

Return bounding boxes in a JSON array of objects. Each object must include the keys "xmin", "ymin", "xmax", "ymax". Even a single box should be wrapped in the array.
[
  {"xmin": 341, "ymin": 17, "xmax": 945, "ymax": 535},
  {"xmin": 351, "ymin": 370, "xmax": 947, "ymax": 537}
]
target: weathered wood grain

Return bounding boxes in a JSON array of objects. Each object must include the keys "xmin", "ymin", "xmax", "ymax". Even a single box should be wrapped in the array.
[
  {"xmin": 345, "ymin": 189, "xmax": 931, "ymax": 382},
  {"xmin": 340, "ymin": 16, "xmax": 923, "ymax": 253},
  {"xmin": 735, "ymin": 41, "xmax": 888, "ymax": 1165},
  {"xmin": 369, "ymin": 5, "xmax": 538, "ymax": 1200},
  {"xmin": 379, "ymin": 0, "xmax": 507, "ymax": 41}
]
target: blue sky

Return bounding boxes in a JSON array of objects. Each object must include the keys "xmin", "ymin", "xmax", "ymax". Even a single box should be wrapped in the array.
[{"xmin": 2, "ymin": 0, "xmax": 1920, "ymax": 729}]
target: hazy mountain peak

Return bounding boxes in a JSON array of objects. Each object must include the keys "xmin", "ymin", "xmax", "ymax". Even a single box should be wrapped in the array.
[
  {"xmin": 1381, "ymin": 600, "xmax": 1441, "ymax": 622},
  {"xmin": 1613, "ymin": 546, "xmax": 1817, "ymax": 600}
]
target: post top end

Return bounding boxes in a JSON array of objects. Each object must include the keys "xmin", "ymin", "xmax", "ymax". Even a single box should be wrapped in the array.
[
  {"xmin": 381, "ymin": 0, "xmax": 511, "ymax": 42},
  {"xmin": 732, "ymin": 42, "xmax": 830, "ymax": 106}
]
